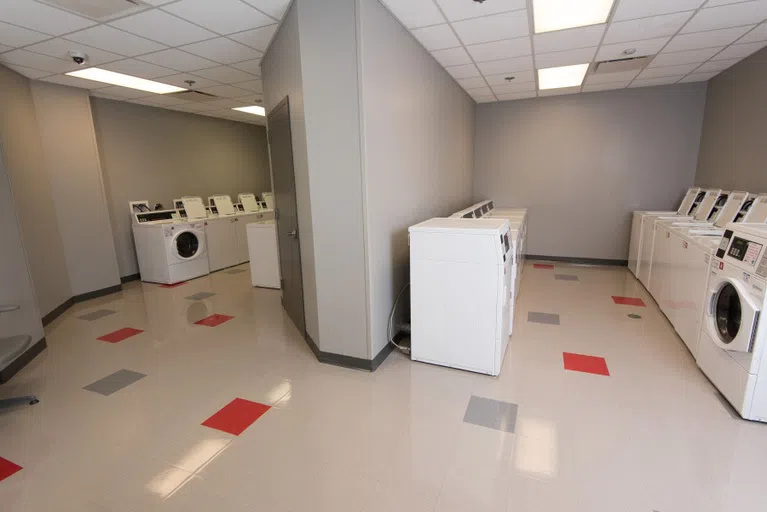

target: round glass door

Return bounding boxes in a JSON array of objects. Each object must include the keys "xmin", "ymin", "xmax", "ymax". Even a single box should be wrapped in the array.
[
  {"xmin": 715, "ymin": 283, "xmax": 741, "ymax": 344},
  {"xmin": 176, "ymin": 232, "xmax": 199, "ymax": 259}
]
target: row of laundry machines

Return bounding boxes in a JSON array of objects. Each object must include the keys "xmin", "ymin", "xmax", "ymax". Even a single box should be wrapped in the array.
[
  {"xmin": 130, "ymin": 192, "xmax": 276, "ymax": 285},
  {"xmin": 629, "ymin": 187, "xmax": 767, "ymax": 422},
  {"xmin": 409, "ymin": 200, "xmax": 528, "ymax": 376}
]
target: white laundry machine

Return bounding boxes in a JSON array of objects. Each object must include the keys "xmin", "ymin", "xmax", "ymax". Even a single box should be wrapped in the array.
[
  {"xmin": 131, "ymin": 202, "xmax": 209, "ymax": 285},
  {"xmin": 629, "ymin": 187, "xmax": 700, "ymax": 277},
  {"xmin": 262, "ymin": 192, "xmax": 275, "ymax": 211},
  {"xmin": 191, "ymin": 195, "xmax": 243, "ymax": 272},
  {"xmin": 697, "ymin": 223, "xmax": 767, "ymax": 421},
  {"xmin": 485, "ymin": 208, "xmax": 528, "ymax": 327},
  {"xmin": 409, "ymin": 218, "xmax": 512, "ymax": 376}
]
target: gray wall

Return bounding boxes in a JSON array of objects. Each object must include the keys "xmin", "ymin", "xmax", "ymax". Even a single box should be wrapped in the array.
[
  {"xmin": 30, "ymin": 82, "xmax": 121, "ymax": 297},
  {"xmin": 696, "ymin": 47, "xmax": 767, "ymax": 192},
  {"xmin": 473, "ymin": 83, "xmax": 707, "ymax": 260},
  {"xmin": 90, "ymin": 98, "xmax": 272, "ymax": 278},
  {"xmin": 0, "ymin": 65, "xmax": 72, "ymax": 317},
  {"xmin": 358, "ymin": 0, "xmax": 474, "ymax": 357}
]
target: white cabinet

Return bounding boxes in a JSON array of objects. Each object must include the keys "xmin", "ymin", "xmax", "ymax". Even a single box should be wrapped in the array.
[
  {"xmin": 205, "ymin": 216, "xmax": 239, "ymax": 272},
  {"xmin": 247, "ymin": 221, "xmax": 280, "ymax": 289}
]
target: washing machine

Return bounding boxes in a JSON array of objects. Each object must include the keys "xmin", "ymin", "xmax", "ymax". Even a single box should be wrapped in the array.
[
  {"xmin": 485, "ymin": 208, "xmax": 528, "ymax": 328},
  {"xmin": 131, "ymin": 202, "xmax": 209, "ymax": 285},
  {"xmin": 697, "ymin": 223, "xmax": 767, "ymax": 421},
  {"xmin": 629, "ymin": 187, "xmax": 700, "ymax": 277}
]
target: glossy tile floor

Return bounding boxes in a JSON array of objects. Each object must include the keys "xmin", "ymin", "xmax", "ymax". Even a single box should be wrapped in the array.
[{"xmin": 2, "ymin": 261, "xmax": 767, "ymax": 511}]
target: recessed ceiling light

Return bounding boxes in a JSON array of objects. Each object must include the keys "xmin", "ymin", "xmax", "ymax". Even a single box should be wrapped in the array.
[
  {"xmin": 66, "ymin": 68, "xmax": 185, "ymax": 94},
  {"xmin": 233, "ymin": 105, "xmax": 265, "ymax": 116},
  {"xmin": 533, "ymin": 0, "xmax": 615, "ymax": 33},
  {"xmin": 538, "ymin": 64, "xmax": 590, "ymax": 90}
]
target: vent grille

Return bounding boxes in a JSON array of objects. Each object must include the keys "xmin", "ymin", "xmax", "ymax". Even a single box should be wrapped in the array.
[
  {"xmin": 42, "ymin": 0, "xmax": 144, "ymax": 19},
  {"xmin": 593, "ymin": 56, "xmax": 651, "ymax": 74}
]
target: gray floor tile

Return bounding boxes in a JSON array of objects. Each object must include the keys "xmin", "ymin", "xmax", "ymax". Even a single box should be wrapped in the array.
[
  {"xmin": 225, "ymin": 269, "xmax": 246, "ymax": 275},
  {"xmin": 528, "ymin": 311, "xmax": 560, "ymax": 325},
  {"xmin": 84, "ymin": 369, "xmax": 146, "ymax": 396},
  {"xmin": 555, "ymin": 274, "xmax": 579, "ymax": 281},
  {"xmin": 186, "ymin": 292, "xmax": 216, "ymax": 301},
  {"xmin": 77, "ymin": 309, "xmax": 117, "ymax": 321},
  {"xmin": 463, "ymin": 396, "xmax": 518, "ymax": 433}
]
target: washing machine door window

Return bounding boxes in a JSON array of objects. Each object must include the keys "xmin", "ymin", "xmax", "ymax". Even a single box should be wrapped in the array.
[
  {"xmin": 709, "ymin": 277, "xmax": 761, "ymax": 352},
  {"xmin": 715, "ymin": 283, "xmax": 741, "ymax": 344},
  {"xmin": 174, "ymin": 231, "xmax": 199, "ymax": 260}
]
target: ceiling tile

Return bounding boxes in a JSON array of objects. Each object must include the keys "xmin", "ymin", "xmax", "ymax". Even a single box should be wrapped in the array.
[
  {"xmin": 228, "ymin": 24, "xmax": 278, "ymax": 51},
  {"xmin": 191, "ymin": 65, "xmax": 257, "ymax": 83},
  {"xmin": 379, "ymin": 0, "xmax": 445, "ymax": 29},
  {"xmin": 452, "ymin": 10, "xmax": 529, "ymax": 46},
  {"xmin": 705, "ymin": 0, "xmax": 748, "ymax": 5},
  {"xmin": 231, "ymin": 58, "xmax": 262, "ymax": 75},
  {"xmin": 156, "ymin": 73, "xmax": 220, "ymax": 88},
  {"xmin": 496, "ymin": 91, "xmax": 536, "ymax": 101},
  {"xmin": 436, "ymin": 0, "xmax": 526, "ymax": 22},
  {"xmin": 536, "ymin": 47, "xmax": 596, "ymax": 68},
  {"xmin": 412, "ymin": 24, "xmax": 461, "ymax": 51},
  {"xmin": 466, "ymin": 37, "xmax": 531, "ymax": 62},
  {"xmin": 102, "ymin": 58, "xmax": 177, "ymax": 79},
  {"xmin": 0, "ymin": 21, "xmax": 50, "ymax": 47},
  {"xmin": 603, "ymin": 11, "xmax": 695, "ymax": 44},
  {"xmin": 25, "ymin": 38, "xmax": 123, "ymax": 66},
  {"xmin": 613, "ymin": 0, "xmax": 706, "ymax": 22},
  {"xmin": 2, "ymin": 63, "xmax": 52, "ymax": 79},
  {"xmin": 465, "ymin": 85, "xmax": 492, "ymax": 95},
  {"xmin": 444, "ymin": 63, "xmax": 481, "ymax": 78},
  {"xmin": 241, "ymin": 0, "xmax": 290, "ymax": 19},
  {"xmin": 739, "ymin": 23, "xmax": 767, "ymax": 43},
  {"xmin": 663, "ymin": 26, "xmax": 753, "ymax": 52},
  {"xmin": 180, "ymin": 37, "xmax": 263, "ymax": 65},
  {"xmin": 431, "ymin": 47, "xmax": 472, "ymax": 66},
  {"xmin": 649, "ymin": 47, "xmax": 724, "ymax": 67},
  {"xmin": 93, "ymin": 85, "xmax": 151, "ymax": 99},
  {"xmin": 476, "ymin": 55, "xmax": 534, "ymax": 75},
  {"xmin": 681, "ymin": 2, "xmax": 767, "ymax": 34},
  {"xmin": 0, "ymin": 0, "xmax": 96, "ymax": 35},
  {"xmin": 109, "ymin": 9, "xmax": 217, "ymax": 47},
  {"xmin": 491, "ymin": 81, "xmax": 536, "ymax": 94},
  {"xmin": 678, "ymin": 71, "xmax": 719, "ymax": 82},
  {"xmin": 174, "ymin": 101, "xmax": 221, "ymax": 112},
  {"xmin": 200, "ymin": 98, "xmax": 246, "ymax": 109},
  {"xmin": 584, "ymin": 70, "xmax": 640, "ymax": 84},
  {"xmin": 596, "ymin": 37, "xmax": 670, "ymax": 60},
  {"xmin": 456, "ymin": 76, "xmax": 487, "ymax": 89},
  {"xmin": 233, "ymin": 79, "xmax": 263, "ymax": 93},
  {"xmin": 638, "ymin": 63, "xmax": 700, "ymax": 79},
  {"xmin": 583, "ymin": 81, "xmax": 632, "ymax": 92},
  {"xmin": 163, "ymin": 0, "xmax": 274, "ymax": 35},
  {"xmin": 137, "ymin": 49, "xmax": 218, "ymax": 72},
  {"xmin": 0, "ymin": 43, "xmax": 10, "ymax": 53},
  {"xmin": 534, "ymin": 25, "xmax": 605, "ymax": 54},
  {"xmin": 0, "ymin": 49, "xmax": 77, "ymax": 73},
  {"xmin": 484, "ymin": 70, "xmax": 535, "ymax": 85},
  {"xmin": 473, "ymin": 96, "xmax": 498, "ymax": 103},
  {"xmin": 89, "ymin": 91, "xmax": 123, "ymax": 101},
  {"xmin": 39, "ymin": 74, "xmax": 109, "ymax": 89},
  {"xmin": 538, "ymin": 86, "xmax": 581, "ymax": 97},
  {"xmin": 712, "ymin": 41, "xmax": 766, "ymax": 60},
  {"xmin": 629, "ymin": 76, "xmax": 685, "ymax": 87},
  {"xmin": 694, "ymin": 57, "xmax": 742, "ymax": 72},
  {"xmin": 65, "ymin": 26, "xmax": 167, "ymax": 56},
  {"xmin": 138, "ymin": 94, "xmax": 191, "ymax": 106}
]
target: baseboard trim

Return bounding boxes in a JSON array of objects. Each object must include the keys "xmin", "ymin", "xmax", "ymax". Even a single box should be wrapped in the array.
[
  {"xmin": 41, "ymin": 298, "xmax": 73, "ymax": 326},
  {"xmin": 303, "ymin": 332, "xmax": 393, "ymax": 372},
  {"xmin": 528, "ymin": 254, "xmax": 628, "ymax": 267},
  {"xmin": 0, "ymin": 336, "xmax": 47, "ymax": 384},
  {"xmin": 42, "ymin": 283, "xmax": 123, "ymax": 327},
  {"xmin": 120, "ymin": 273, "xmax": 140, "ymax": 284}
]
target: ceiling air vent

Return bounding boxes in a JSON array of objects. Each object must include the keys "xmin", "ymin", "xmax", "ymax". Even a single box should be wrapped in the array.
[
  {"xmin": 166, "ymin": 90, "xmax": 219, "ymax": 103},
  {"xmin": 41, "ymin": 0, "xmax": 145, "ymax": 20},
  {"xmin": 593, "ymin": 56, "xmax": 651, "ymax": 74}
]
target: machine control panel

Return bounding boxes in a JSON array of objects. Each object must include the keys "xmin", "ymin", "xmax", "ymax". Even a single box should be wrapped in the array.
[{"xmin": 723, "ymin": 235, "xmax": 764, "ymax": 268}]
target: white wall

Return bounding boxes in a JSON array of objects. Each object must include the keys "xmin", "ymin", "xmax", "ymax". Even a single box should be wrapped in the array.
[
  {"xmin": 473, "ymin": 84, "xmax": 707, "ymax": 261},
  {"xmin": 31, "ymin": 82, "xmax": 121, "ymax": 296},
  {"xmin": 358, "ymin": 0, "xmax": 475, "ymax": 357}
]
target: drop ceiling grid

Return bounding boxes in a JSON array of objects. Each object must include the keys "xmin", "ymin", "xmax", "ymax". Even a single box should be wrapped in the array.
[
  {"xmin": 379, "ymin": 0, "xmax": 767, "ymax": 103},
  {"xmin": 0, "ymin": 0, "xmax": 288, "ymax": 124}
]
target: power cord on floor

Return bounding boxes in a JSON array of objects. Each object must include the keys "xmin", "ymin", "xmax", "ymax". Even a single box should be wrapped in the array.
[{"xmin": 388, "ymin": 282, "xmax": 411, "ymax": 355}]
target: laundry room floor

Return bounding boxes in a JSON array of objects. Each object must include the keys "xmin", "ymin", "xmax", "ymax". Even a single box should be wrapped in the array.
[{"xmin": 1, "ymin": 262, "xmax": 766, "ymax": 512}]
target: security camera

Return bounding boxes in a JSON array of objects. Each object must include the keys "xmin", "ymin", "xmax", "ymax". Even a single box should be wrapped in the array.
[{"xmin": 68, "ymin": 51, "xmax": 89, "ymax": 66}]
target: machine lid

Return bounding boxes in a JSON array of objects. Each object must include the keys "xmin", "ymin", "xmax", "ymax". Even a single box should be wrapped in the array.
[
  {"xmin": 677, "ymin": 187, "xmax": 701, "ymax": 215},
  {"xmin": 211, "ymin": 194, "xmax": 236, "ymax": 216},
  {"xmin": 713, "ymin": 191, "xmax": 749, "ymax": 227},
  {"xmin": 693, "ymin": 189, "xmax": 723, "ymax": 221},
  {"xmin": 744, "ymin": 194, "xmax": 767, "ymax": 223},
  {"xmin": 709, "ymin": 278, "xmax": 760, "ymax": 353},
  {"xmin": 181, "ymin": 197, "xmax": 207, "ymax": 220},
  {"xmin": 239, "ymin": 193, "xmax": 261, "ymax": 212}
]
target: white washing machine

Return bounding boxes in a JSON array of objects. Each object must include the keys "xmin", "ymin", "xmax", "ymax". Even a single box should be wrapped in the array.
[
  {"xmin": 629, "ymin": 187, "xmax": 700, "ymax": 277},
  {"xmin": 697, "ymin": 223, "xmax": 767, "ymax": 422},
  {"xmin": 131, "ymin": 201, "xmax": 210, "ymax": 285},
  {"xmin": 485, "ymin": 208, "xmax": 528, "ymax": 330}
]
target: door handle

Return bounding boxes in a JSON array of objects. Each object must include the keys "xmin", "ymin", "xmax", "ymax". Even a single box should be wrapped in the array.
[{"xmin": 288, "ymin": 230, "xmax": 297, "ymax": 238}]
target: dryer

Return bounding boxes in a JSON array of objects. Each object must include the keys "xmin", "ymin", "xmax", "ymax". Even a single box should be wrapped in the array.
[
  {"xmin": 201, "ymin": 195, "xmax": 247, "ymax": 272},
  {"xmin": 697, "ymin": 223, "xmax": 767, "ymax": 421}
]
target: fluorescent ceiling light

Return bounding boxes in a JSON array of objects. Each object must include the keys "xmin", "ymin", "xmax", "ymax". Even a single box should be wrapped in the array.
[
  {"xmin": 533, "ymin": 0, "xmax": 614, "ymax": 33},
  {"xmin": 538, "ymin": 64, "xmax": 589, "ymax": 90},
  {"xmin": 233, "ymin": 105, "xmax": 265, "ymax": 116},
  {"xmin": 66, "ymin": 68, "xmax": 185, "ymax": 94}
]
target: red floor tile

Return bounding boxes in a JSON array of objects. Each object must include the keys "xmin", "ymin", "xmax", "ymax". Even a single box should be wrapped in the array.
[
  {"xmin": 195, "ymin": 314, "xmax": 234, "ymax": 327},
  {"xmin": 534, "ymin": 264, "xmax": 555, "ymax": 269},
  {"xmin": 612, "ymin": 296, "xmax": 646, "ymax": 307},
  {"xmin": 160, "ymin": 282, "xmax": 186, "ymax": 288},
  {"xmin": 202, "ymin": 398, "xmax": 271, "ymax": 436},
  {"xmin": 97, "ymin": 327, "xmax": 144, "ymax": 343},
  {"xmin": 563, "ymin": 352, "xmax": 610, "ymax": 376},
  {"xmin": 0, "ymin": 457, "xmax": 22, "ymax": 482}
]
